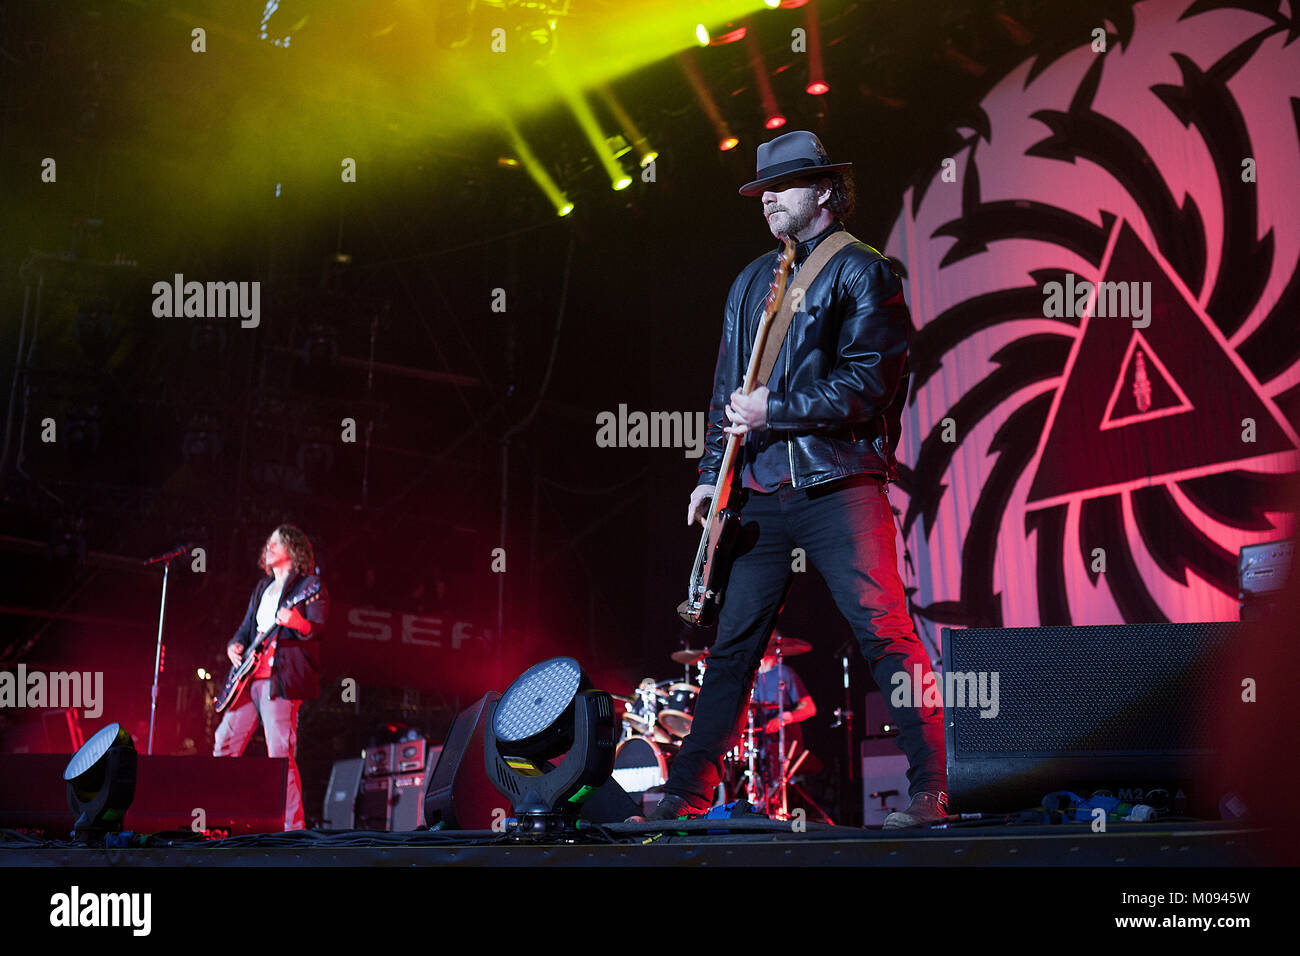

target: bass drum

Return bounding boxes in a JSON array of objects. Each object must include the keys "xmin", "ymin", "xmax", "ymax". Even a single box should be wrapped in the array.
[{"xmin": 610, "ymin": 736, "xmax": 674, "ymax": 793}]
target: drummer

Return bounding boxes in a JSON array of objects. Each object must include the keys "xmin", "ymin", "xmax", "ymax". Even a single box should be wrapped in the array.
[{"xmin": 751, "ymin": 646, "xmax": 816, "ymax": 748}]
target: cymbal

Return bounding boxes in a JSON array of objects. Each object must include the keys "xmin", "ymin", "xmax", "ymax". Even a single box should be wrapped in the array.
[
  {"xmin": 671, "ymin": 647, "xmax": 709, "ymax": 665},
  {"xmin": 610, "ymin": 693, "xmax": 636, "ymax": 704},
  {"xmin": 763, "ymin": 633, "xmax": 812, "ymax": 656}
]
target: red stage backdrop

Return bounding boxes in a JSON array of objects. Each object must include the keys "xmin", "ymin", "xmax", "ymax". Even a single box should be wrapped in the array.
[
  {"xmin": 319, "ymin": 603, "xmax": 495, "ymax": 696},
  {"xmin": 885, "ymin": 0, "xmax": 1300, "ymax": 628}
]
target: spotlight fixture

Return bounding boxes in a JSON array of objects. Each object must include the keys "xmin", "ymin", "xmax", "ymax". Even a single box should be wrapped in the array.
[
  {"xmin": 765, "ymin": 114, "xmax": 787, "ymax": 129},
  {"xmin": 64, "ymin": 723, "xmax": 137, "ymax": 839},
  {"xmin": 719, "ymin": 136, "xmax": 740, "ymax": 151},
  {"xmin": 484, "ymin": 656, "xmax": 617, "ymax": 836},
  {"xmin": 695, "ymin": 24, "xmax": 709, "ymax": 46},
  {"xmin": 806, "ymin": 81, "xmax": 829, "ymax": 95}
]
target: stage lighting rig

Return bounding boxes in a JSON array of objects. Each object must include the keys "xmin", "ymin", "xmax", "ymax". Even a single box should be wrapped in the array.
[
  {"xmin": 484, "ymin": 656, "xmax": 616, "ymax": 837},
  {"xmin": 64, "ymin": 722, "xmax": 137, "ymax": 840}
]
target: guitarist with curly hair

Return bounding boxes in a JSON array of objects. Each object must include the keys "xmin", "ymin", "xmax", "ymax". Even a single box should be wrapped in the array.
[{"xmin": 213, "ymin": 524, "xmax": 329, "ymax": 831}]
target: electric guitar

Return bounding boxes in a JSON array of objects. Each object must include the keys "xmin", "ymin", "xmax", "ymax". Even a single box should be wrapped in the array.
[
  {"xmin": 678, "ymin": 236, "xmax": 797, "ymax": 627},
  {"xmin": 214, "ymin": 580, "xmax": 322, "ymax": 713}
]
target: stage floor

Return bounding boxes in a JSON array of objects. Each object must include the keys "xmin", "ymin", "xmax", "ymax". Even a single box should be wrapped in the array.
[{"xmin": 0, "ymin": 819, "xmax": 1271, "ymax": 868}]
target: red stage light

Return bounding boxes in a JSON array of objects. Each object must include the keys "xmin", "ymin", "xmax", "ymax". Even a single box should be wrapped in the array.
[
  {"xmin": 806, "ymin": 81, "xmax": 829, "ymax": 95},
  {"xmin": 765, "ymin": 114, "xmax": 787, "ymax": 129}
]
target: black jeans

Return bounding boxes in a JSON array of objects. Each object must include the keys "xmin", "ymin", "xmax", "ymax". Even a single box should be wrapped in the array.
[{"xmin": 666, "ymin": 474, "xmax": 946, "ymax": 807}]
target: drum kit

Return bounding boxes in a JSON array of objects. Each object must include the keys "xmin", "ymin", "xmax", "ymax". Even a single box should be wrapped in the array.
[{"xmin": 610, "ymin": 631, "xmax": 828, "ymax": 821}]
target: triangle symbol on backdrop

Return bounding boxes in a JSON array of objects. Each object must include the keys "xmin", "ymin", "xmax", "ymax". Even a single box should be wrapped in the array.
[
  {"xmin": 1026, "ymin": 220, "xmax": 1295, "ymax": 506},
  {"xmin": 1099, "ymin": 330, "xmax": 1193, "ymax": 430}
]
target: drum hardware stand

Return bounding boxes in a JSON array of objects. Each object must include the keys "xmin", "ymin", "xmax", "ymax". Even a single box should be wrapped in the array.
[
  {"xmin": 743, "ymin": 685, "xmax": 761, "ymax": 806},
  {"xmin": 773, "ymin": 633, "xmax": 788, "ymax": 819}
]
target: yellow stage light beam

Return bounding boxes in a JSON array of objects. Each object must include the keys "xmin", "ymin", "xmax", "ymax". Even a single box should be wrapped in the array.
[
  {"xmin": 554, "ymin": 72, "xmax": 631, "ymax": 191},
  {"xmin": 597, "ymin": 84, "xmax": 657, "ymax": 168},
  {"xmin": 492, "ymin": 110, "xmax": 572, "ymax": 215}
]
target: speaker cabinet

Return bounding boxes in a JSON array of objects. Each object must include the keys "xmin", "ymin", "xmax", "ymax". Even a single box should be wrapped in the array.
[
  {"xmin": 943, "ymin": 622, "xmax": 1246, "ymax": 814},
  {"xmin": 321, "ymin": 757, "xmax": 364, "ymax": 829},
  {"xmin": 391, "ymin": 773, "xmax": 425, "ymax": 830}
]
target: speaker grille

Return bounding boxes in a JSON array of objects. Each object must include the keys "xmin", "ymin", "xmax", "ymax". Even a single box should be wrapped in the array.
[{"xmin": 947, "ymin": 622, "xmax": 1242, "ymax": 755}]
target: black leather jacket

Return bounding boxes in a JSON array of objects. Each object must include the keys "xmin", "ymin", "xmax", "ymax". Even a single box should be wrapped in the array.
[{"xmin": 699, "ymin": 221, "xmax": 912, "ymax": 491}]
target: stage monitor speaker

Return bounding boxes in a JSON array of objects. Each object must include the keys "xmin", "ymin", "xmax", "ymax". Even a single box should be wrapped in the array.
[
  {"xmin": 943, "ymin": 622, "xmax": 1246, "ymax": 815},
  {"xmin": 0, "ymin": 754, "xmax": 285, "ymax": 836},
  {"xmin": 423, "ymin": 691, "xmax": 640, "ymax": 829},
  {"xmin": 322, "ymin": 757, "xmax": 364, "ymax": 829},
  {"xmin": 424, "ymin": 692, "xmax": 503, "ymax": 830}
]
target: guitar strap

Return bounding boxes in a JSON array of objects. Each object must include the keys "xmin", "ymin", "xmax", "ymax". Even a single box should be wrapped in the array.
[{"xmin": 755, "ymin": 230, "xmax": 859, "ymax": 387}]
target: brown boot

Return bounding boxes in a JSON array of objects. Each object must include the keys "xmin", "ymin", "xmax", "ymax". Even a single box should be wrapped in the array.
[{"xmin": 883, "ymin": 791, "xmax": 949, "ymax": 829}]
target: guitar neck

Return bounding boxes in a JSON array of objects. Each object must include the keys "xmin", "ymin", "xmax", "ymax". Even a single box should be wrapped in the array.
[
  {"xmin": 707, "ymin": 316, "xmax": 775, "ymax": 518},
  {"xmin": 706, "ymin": 239, "xmax": 793, "ymax": 519}
]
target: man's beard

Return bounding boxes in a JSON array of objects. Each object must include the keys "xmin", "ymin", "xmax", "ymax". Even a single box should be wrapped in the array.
[{"xmin": 764, "ymin": 189, "xmax": 819, "ymax": 239}]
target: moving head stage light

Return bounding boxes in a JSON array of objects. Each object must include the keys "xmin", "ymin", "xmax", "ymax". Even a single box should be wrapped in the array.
[
  {"xmin": 64, "ymin": 722, "xmax": 137, "ymax": 839},
  {"xmin": 484, "ymin": 656, "xmax": 617, "ymax": 835}
]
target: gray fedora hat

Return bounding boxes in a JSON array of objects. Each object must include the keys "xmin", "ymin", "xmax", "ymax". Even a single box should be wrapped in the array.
[{"xmin": 738, "ymin": 130, "xmax": 853, "ymax": 196}]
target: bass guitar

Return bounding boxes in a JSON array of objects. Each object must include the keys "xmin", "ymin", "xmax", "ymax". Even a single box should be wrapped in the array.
[
  {"xmin": 678, "ymin": 235, "xmax": 797, "ymax": 626},
  {"xmin": 214, "ymin": 580, "xmax": 322, "ymax": 713}
]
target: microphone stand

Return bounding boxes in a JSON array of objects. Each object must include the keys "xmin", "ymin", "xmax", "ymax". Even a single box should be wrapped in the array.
[
  {"xmin": 143, "ymin": 545, "xmax": 188, "ymax": 755},
  {"xmin": 830, "ymin": 637, "xmax": 856, "ymax": 826}
]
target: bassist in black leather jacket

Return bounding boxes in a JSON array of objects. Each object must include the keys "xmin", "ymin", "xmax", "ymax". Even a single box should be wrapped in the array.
[
  {"xmin": 653, "ymin": 131, "xmax": 947, "ymax": 828},
  {"xmin": 697, "ymin": 220, "xmax": 910, "ymax": 490}
]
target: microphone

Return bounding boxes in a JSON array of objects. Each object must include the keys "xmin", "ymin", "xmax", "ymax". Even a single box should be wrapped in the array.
[{"xmin": 143, "ymin": 544, "xmax": 192, "ymax": 566}]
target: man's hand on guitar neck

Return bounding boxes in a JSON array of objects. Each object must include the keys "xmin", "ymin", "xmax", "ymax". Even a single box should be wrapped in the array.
[
  {"xmin": 275, "ymin": 605, "xmax": 310, "ymax": 634},
  {"xmin": 724, "ymin": 386, "xmax": 769, "ymax": 436},
  {"xmin": 228, "ymin": 643, "xmax": 245, "ymax": 666},
  {"xmin": 687, "ymin": 484, "xmax": 716, "ymax": 526}
]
